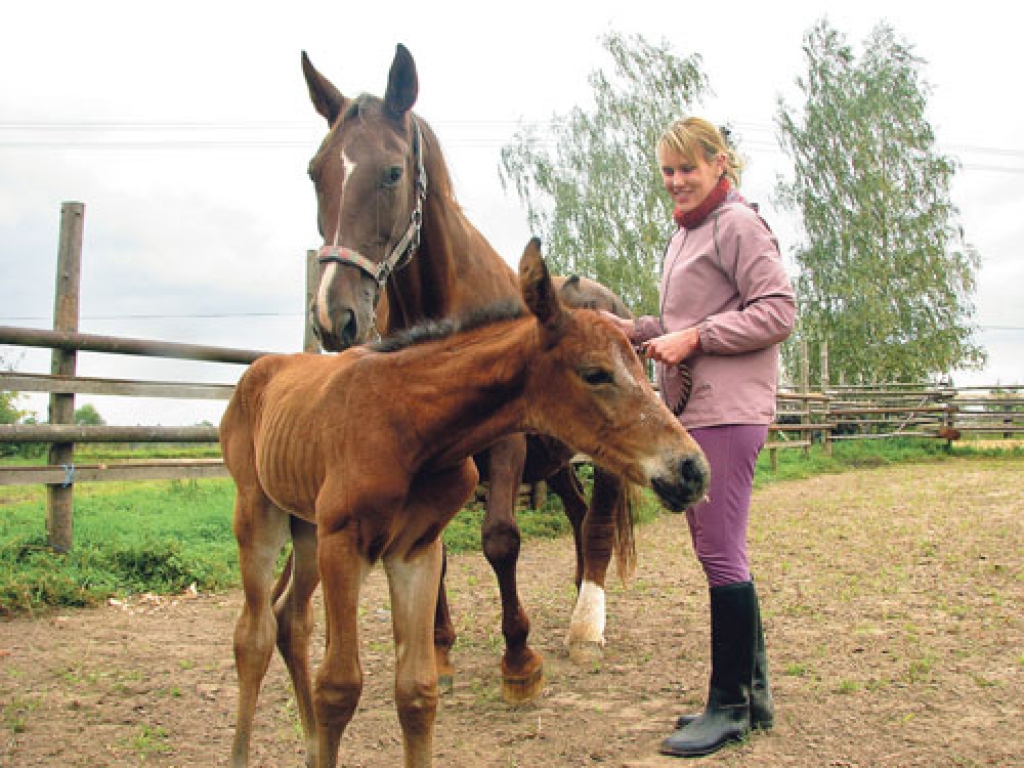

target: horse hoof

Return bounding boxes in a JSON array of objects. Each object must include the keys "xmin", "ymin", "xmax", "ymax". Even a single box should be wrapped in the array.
[
  {"xmin": 501, "ymin": 665, "xmax": 545, "ymax": 704},
  {"xmin": 437, "ymin": 673, "xmax": 454, "ymax": 695},
  {"xmin": 567, "ymin": 639, "xmax": 604, "ymax": 666}
]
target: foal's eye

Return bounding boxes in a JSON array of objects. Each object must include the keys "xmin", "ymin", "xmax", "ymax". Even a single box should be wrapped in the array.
[
  {"xmin": 383, "ymin": 165, "xmax": 403, "ymax": 187},
  {"xmin": 580, "ymin": 367, "xmax": 614, "ymax": 387}
]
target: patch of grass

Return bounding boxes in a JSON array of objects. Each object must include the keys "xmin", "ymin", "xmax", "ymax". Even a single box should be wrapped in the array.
[
  {"xmin": 835, "ymin": 679, "xmax": 860, "ymax": 694},
  {"xmin": 3, "ymin": 695, "xmax": 38, "ymax": 733},
  {"xmin": 1, "ymin": 478, "xmax": 237, "ymax": 616},
  {"xmin": 783, "ymin": 662, "xmax": 808, "ymax": 677},
  {"xmin": 128, "ymin": 723, "xmax": 172, "ymax": 758}
]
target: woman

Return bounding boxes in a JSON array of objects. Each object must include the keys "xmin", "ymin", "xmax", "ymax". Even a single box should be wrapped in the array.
[{"xmin": 606, "ymin": 117, "xmax": 796, "ymax": 757}]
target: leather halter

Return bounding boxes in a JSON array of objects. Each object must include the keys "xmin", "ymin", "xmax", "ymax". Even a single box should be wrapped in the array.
[{"xmin": 317, "ymin": 118, "xmax": 428, "ymax": 290}]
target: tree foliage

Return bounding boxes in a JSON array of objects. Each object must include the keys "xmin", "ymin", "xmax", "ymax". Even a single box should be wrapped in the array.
[
  {"xmin": 74, "ymin": 403, "xmax": 106, "ymax": 426},
  {"xmin": 500, "ymin": 32, "xmax": 709, "ymax": 315},
  {"xmin": 1, "ymin": 357, "xmax": 30, "ymax": 457},
  {"xmin": 775, "ymin": 20, "xmax": 985, "ymax": 384}
]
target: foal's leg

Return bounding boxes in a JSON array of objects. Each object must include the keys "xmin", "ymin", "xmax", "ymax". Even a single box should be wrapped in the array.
[
  {"xmin": 231, "ymin": 492, "xmax": 291, "ymax": 768},
  {"xmin": 275, "ymin": 517, "xmax": 320, "ymax": 765},
  {"xmin": 314, "ymin": 527, "xmax": 369, "ymax": 768},
  {"xmin": 385, "ymin": 539, "xmax": 445, "ymax": 768},
  {"xmin": 480, "ymin": 435, "xmax": 544, "ymax": 703}
]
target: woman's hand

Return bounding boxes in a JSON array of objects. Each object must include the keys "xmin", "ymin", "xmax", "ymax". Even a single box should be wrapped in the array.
[{"xmin": 642, "ymin": 327, "xmax": 701, "ymax": 366}]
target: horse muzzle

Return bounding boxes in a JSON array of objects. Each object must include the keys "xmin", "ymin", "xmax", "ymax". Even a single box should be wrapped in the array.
[{"xmin": 650, "ymin": 454, "xmax": 710, "ymax": 513}]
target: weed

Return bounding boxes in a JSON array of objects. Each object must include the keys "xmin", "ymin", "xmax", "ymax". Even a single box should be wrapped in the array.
[
  {"xmin": 907, "ymin": 654, "xmax": 936, "ymax": 684},
  {"xmin": 784, "ymin": 662, "xmax": 808, "ymax": 677},
  {"xmin": 835, "ymin": 679, "xmax": 860, "ymax": 694},
  {"xmin": 3, "ymin": 695, "xmax": 38, "ymax": 733},
  {"xmin": 129, "ymin": 723, "xmax": 172, "ymax": 758}
]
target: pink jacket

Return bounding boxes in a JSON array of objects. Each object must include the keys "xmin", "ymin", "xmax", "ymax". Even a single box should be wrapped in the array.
[{"xmin": 632, "ymin": 199, "xmax": 796, "ymax": 428}]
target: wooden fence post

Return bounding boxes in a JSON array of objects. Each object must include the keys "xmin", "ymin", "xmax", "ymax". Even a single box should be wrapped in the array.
[
  {"xmin": 820, "ymin": 341, "xmax": 832, "ymax": 455},
  {"xmin": 47, "ymin": 201, "xmax": 84, "ymax": 552},
  {"xmin": 304, "ymin": 249, "xmax": 320, "ymax": 355}
]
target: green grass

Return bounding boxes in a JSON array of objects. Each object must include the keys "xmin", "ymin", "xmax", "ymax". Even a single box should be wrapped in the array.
[
  {"xmin": 1, "ymin": 478, "xmax": 236, "ymax": 616},
  {"xmin": 2, "ymin": 439, "xmax": 1020, "ymax": 617}
]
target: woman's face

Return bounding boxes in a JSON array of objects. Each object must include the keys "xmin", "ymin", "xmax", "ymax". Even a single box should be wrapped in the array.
[{"xmin": 658, "ymin": 145, "xmax": 726, "ymax": 214}]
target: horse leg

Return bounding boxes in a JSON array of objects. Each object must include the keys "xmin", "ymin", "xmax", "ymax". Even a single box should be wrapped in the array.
[
  {"xmin": 385, "ymin": 539, "xmax": 445, "ymax": 768},
  {"xmin": 314, "ymin": 527, "xmax": 368, "ymax": 768},
  {"xmin": 480, "ymin": 435, "xmax": 544, "ymax": 703},
  {"xmin": 545, "ymin": 464, "xmax": 589, "ymax": 588},
  {"xmin": 231, "ymin": 491, "xmax": 291, "ymax": 768},
  {"xmin": 274, "ymin": 517, "xmax": 320, "ymax": 766},
  {"xmin": 565, "ymin": 468, "xmax": 634, "ymax": 665},
  {"xmin": 432, "ymin": 544, "xmax": 456, "ymax": 692}
]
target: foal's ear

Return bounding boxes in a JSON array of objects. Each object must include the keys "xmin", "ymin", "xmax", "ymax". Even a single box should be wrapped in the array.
[
  {"xmin": 302, "ymin": 51, "xmax": 347, "ymax": 126},
  {"xmin": 519, "ymin": 238, "xmax": 565, "ymax": 341},
  {"xmin": 384, "ymin": 43, "xmax": 419, "ymax": 120}
]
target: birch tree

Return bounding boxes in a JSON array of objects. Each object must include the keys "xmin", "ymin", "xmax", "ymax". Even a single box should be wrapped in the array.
[{"xmin": 776, "ymin": 20, "xmax": 985, "ymax": 383}]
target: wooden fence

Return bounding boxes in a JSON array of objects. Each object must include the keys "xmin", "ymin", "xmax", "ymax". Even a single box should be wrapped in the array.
[
  {"xmin": 3, "ymin": 203, "xmax": 1022, "ymax": 551},
  {"xmin": 0, "ymin": 202, "xmax": 320, "ymax": 550}
]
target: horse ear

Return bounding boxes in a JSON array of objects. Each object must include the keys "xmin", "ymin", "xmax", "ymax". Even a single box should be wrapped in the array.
[
  {"xmin": 519, "ymin": 238, "xmax": 565, "ymax": 341},
  {"xmin": 302, "ymin": 51, "xmax": 347, "ymax": 126},
  {"xmin": 384, "ymin": 43, "xmax": 419, "ymax": 120}
]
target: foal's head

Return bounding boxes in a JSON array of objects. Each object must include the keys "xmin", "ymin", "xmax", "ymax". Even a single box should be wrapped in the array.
[
  {"xmin": 518, "ymin": 240, "xmax": 709, "ymax": 513},
  {"xmin": 303, "ymin": 45, "xmax": 430, "ymax": 351}
]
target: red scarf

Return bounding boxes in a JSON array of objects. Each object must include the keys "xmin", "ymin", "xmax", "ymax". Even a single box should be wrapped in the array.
[{"xmin": 673, "ymin": 176, "xmax": 731, "ymax": 230}]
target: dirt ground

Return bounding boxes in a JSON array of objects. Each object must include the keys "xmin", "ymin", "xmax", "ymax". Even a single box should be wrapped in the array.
[{"xmin": 2, "ymin": 458, "xmax": 1022, "ymax": 767}]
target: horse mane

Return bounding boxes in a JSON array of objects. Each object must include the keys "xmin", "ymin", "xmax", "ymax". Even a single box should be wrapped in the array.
[
  {"xmin": 370, "ymin": 299, "xmax": 525, "ymax": 354},
  {"xmin": 414, "ymin": 114, "xmax": 459, "ymax": 209}
]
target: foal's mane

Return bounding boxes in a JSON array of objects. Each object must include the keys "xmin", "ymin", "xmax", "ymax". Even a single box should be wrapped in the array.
[{"xmin": 370, "ymin": 299, "xmax": 525, "ymax": 354}]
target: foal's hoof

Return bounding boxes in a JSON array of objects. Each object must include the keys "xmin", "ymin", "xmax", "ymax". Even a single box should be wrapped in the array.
[
  {"xmin": 501, "ymin": 664, "xmax": 545, "ymax": 704},
  {"xmin": 566, "ymin": 639, "xmax": 604, "ymax": 666}
]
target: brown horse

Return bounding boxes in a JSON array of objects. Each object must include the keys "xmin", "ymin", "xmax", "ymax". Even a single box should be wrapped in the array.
[
  {"xmin": 222, "ymin": 241, "xmax": 709, "ymax": 768},
  {"xmin": 302, "ymin": 44, "xmax": 641, "ymax": 698}
]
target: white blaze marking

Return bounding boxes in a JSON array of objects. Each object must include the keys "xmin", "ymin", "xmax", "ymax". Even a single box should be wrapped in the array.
[
  {"xmin": 316, "ymin": 262, "xmax": 339, "ymax": 331},
  {"xmin": 317, "ymin": 149, "xmax": 359, "ymax": 332}
]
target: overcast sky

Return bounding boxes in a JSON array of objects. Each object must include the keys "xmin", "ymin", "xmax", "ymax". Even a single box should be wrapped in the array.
[{"xmin": 2, "ymin": 0, "xmax": 1022, "ymax": 426}]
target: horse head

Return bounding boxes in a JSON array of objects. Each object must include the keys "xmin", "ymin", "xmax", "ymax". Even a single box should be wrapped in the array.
[{"xmin": 302, "ymin": 45, "xmax": 424, "ymax": 351}]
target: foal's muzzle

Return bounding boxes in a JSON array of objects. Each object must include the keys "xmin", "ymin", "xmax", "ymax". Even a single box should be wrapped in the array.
[{"xmin": 651, "ymin": 455, "xmax": 710, "ymax": 513}]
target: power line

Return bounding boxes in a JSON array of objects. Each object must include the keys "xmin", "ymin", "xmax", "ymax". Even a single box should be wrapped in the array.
[{"xmin": 3, "ymin": 119, "xmax": 1024, "ymax": 163}]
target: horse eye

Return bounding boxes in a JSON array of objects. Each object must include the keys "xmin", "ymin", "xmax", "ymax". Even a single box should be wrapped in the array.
[
  {"xmin": 580, "ymin": 367, "xmax": 614, "ymax": 387},
  {"xmin": 383, "ymin": 165, "xmax": 403, "ymax": 187}
]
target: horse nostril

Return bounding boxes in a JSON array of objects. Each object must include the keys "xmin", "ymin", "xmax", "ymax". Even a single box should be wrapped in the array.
[
  {"xmin": 679, "ymin": 455, "xmax": 709, "ymax": 498},
  {"xmin": 680, "ymin": 456, "xmax": 703, "ymax": 483},
  {"xmin": 339, "ymin": 309, "xmax": 359, "ymax": 348}
]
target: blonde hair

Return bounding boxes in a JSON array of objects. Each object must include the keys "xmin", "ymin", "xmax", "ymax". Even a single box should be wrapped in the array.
[{"xmin": 657, "ymin": 117, "xmax": 744, "ymax": 187}]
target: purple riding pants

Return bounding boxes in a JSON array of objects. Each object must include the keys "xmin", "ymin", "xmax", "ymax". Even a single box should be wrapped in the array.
[{"xmin": 685, "ymin": 424, "xmax": 767, "ymax": 588}]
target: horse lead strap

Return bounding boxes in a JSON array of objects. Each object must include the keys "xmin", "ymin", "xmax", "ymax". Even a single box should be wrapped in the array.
[{"xmin": 317, "ymin": 118, "xmax": 428, "ymax": 290}]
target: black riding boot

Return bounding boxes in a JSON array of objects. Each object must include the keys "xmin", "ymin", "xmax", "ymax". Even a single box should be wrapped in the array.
[
  {"xmin": 674, "ymin": 580, "xmax": 773, "ymax": 731},
  {"xmin": 660, "ymin": 581, "xmax": 759, "ymax": 758}
]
